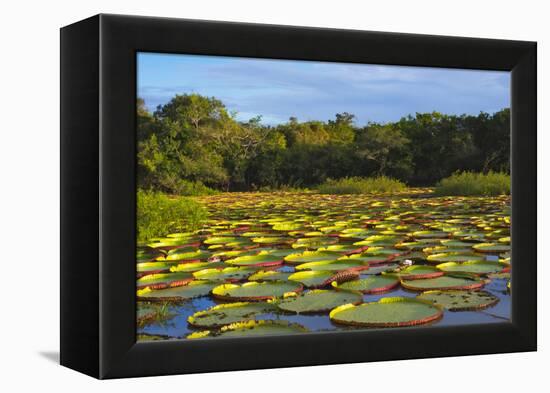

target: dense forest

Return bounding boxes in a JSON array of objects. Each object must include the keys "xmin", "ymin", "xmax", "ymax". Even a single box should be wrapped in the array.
[{"xmin": 137, "ymin": 94, "xmax": 510, "ymax": 194}]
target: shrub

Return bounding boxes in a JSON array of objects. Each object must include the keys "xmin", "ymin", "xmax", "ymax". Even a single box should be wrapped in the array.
[
  {"xmin": 137, "ymin": 189, "xmax": 208, "ymax": 242},
  {"xmin": 317, "ymin": 176, "xmax": 407, "ymax": 194},
  {"xmin": 434, "ymin": 171, "xmax": 510, "ymax": 196}
]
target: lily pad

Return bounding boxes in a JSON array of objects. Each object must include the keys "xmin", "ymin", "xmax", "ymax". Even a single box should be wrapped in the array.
[
  {"xmin": 426, "ymin": 253, "xmax": 485, "ymax": 263},
  {"xmin": 436, "ymin": 261, "xmax": 508, "ymax": 275},
  {"xmin": 277, "ymin": 290, "xmax": 363, "ymax": 313},
  {"xmin": 188, "ymin": 302, "xmax": 277, "ymax": 328},
  {"xmin": 137, "ymin": 272, "xmax": 194, "ymax": 290},
  {"xmin": 417, "ymin": 290, "xmax": 499, "ymax": 311},
  {"xmin": 392, "ymin": 265, "xmax": 444, "ymax": 280},
  {"xmin": 401, "ymin": 274, "xmax": 485, "ymax": 291},
  {"xmin": 248, "ymin": 270, "xmax": 292, "ymax": 282},
  {"xmin": 472, "ymin": 243, "xmax": 511, "ymax": 253},
  {"xmin": 284, "ymin": 251, "xmax": 338, "ymax": 265},
  {"xmin": 333, "ymin": 275, "xmax": 400, "ymax": 293},
  {"xmin": 189, "ymin": 320, "xmax": 309, "ymax": 339},
  {"xmin": 193, "ymin": 267, "xmax": 257, "ymax": 282},
  {"xmin": 137, "ymin": 280, "xmax": 218, "ymax": 301},
  {"xmin": 329, "ymin": 297, "xmax": 443, "ymax": 327},
  {"xmin": 137, "ymin": 262, "xmax": 175, "ymax": 275},
  {"xmin": 225, "ymin": 254, "xmax": 284, "ymax": 267},
  {"xmin": 288, "ymin": 270, "xmax": 335, "ymax": 288},
  {"xmin": 295, "ymin": 259, "xmax": 369, "ymax": 272},
  {"xmin": 212, "ymin": 281, "xmax": 303, "ymax": 301}
]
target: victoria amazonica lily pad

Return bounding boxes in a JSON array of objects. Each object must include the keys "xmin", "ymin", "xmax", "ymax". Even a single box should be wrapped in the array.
[
  {"xmin": 284, "ymin": 251, "xmax": 338, "ymax": 265},
  {"xmin": 288, "ymin": 270, "xmax": 359, "ymax": 288},
  {"xmin": 188, "ymin": 302, "xmax": 277, "ymax": 328},
  {"xmin": 225, "ymin": 254, "xmax": 284, "ymax": 267},
  {"xmin": 192, "ymin": 267, "xmax": 257, "ymax": 282},
  {"xmin": 417, "ymin": 290, "xmax": 499, "ymax": 311},
  {"xmin": 426, "ymin": 253, "xmax": 485, "ymax": 263},
  {"xmin": 472, "ymin": 243, "xmax": 511, "ymax": 253},
  {"xmin": 295, "ymin": 259, "xmax": 369, "ymax": 272},
  {"xmin": 137, "ymin": 262, "xmax": 175, "ymax": 276},
  {"xmin": 137, "ymin": 280, "xmax": 218, "ymax": 301},
  {"xmin": 436, "ymin": 261, "xmax": 508, "ymax": 275},
  {"xmin": 169, "ymin": 261, "xmax": 225, "ymax": 273},
  {"xmin": 332, "ymin": 275, "xmax": 399, "ymax": 293},
  {"xmin": 189, "ymin": 320, "xmax": 309, "ymax": 339},
  {"xmin": 391, "ymin": 265, "xmax": 444, "ymax": 280},
  {"xmin": 164, "ymin": 248, "xmax": 211, "ymax": 261},
  {"xmin": 401, "ymin": 274, "xmax": 485, "ymax": 291},
  {"xmin": 248, "ymin": 270, "xmax": 292, "ymax": 282},
  {"xmin": 329, "ymin": 297, "xmax": 443, "ymax": 327},
  {"xmin": 137, "ymin": 272, "xmax": 194, "ymax": 289},
  {"xmin": 277, "ymin": 290, "xmax": 363, "ymax": 313},
  {"xmin": 212, "ymin": 281, "xmax": 303, "ymax": 301}
]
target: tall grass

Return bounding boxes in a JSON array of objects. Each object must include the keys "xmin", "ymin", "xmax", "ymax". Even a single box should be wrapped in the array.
[
  {"xmin": 137, "ymin": 189, "xmax": 208, "ymax": 242},
  {"xmin": 434, "ymin": 171, "xmax": 510, "ymax": 196},
  {"xmin": 317, "ymin": 176, "xmax": 407, "ymax": 194}
]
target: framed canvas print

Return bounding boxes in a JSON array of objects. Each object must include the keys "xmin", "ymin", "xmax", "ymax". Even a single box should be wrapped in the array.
[{"xmin": 60, "ymin": 14, "xmax": 536, "ymax": 379}]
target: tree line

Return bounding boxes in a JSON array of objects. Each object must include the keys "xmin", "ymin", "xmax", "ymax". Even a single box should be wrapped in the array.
[{"xmin": 137, "ymin": 93, "xmax": 510, "ymax": 193}]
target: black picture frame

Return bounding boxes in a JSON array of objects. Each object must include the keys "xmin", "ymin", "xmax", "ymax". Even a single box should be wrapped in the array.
[{"xmin": 60, "ymin": 14, "xmax": 537, "ymax": 379}]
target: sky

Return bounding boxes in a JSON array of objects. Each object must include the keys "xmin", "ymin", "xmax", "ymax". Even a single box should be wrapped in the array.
[{"xmin": 137, "ymin": 52, "xmax": 510, "ymax": 126}]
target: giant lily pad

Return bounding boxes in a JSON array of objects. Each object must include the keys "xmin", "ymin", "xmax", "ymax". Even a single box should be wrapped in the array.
[
  {"xmin": 329, "ymin": 297, "xmax": 443, "ymax": 327},
  {"xmin": 391, "ymin": 265, "xmax": 444, "ymax": 280},
  {"xmin": 164, "ymin": 248, "xmax": 211, "ymax": 261},
  {"xmin": 401, "ymin": 274, "xmax": 485, "ymax": 291},
  {"xmin": 284, "ymin": 251, "xmax": 338, "ymax": 265},
  {"xmin": 212, "ymin": 281, "xmax": 303, "ymax": 301},
  {"xmin": 189, "ymin": 320, "xmax": 309, "ymax": 339},
  {"xmin": 137, "ymin": 262, "xmax": 175, "ymax": 276},
  {"xmin": 188, "ymin": 302, "xmax": 277, "ymax": 328},
  {"xmin": 295, "ymin": 259, "xmax": 369, "ymax": 272},
  {"xmin": 436, "ymin": 261, "xmax": 508, "ymax": 275},
  {"xmin": 277, "ymin": 289, "xmax": 362, "ymax": 313},
  {"xmin": 137, "ymin": 272, "xmax": 193, "ymax": 290},
  {"xmin": 417, "ymin": 290, "xmax": 499, "ymax": 311},
  {"xmin": 248, "ymin": 270, "xmax": 292, "ymax": 282},
  {"xmin": 193, "ymin": 267, "xmax": 257, "ymax": 282},
  {"xmin": 332, "ymin": 275, "xmax": 399, "ymax": 293},
  {"xmin": 288, "ymin": 270, "xmax": 337, "ymax": 288},
  {"xmin": 225, "ymin": 254, "xmax": 284, "ymax": 267},
  {"xmin": 426, "ymin": 253, "xmax": 485, "ymax": 263},
  {"xmin": 137, "ymin": 280, "xmax": 218, "ymax": 301},
  {"xmin": 472, "ymin": 243, "xmax": 511, "ymax": 253}
]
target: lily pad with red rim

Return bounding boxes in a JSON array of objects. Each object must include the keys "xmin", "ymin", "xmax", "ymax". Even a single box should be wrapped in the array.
[
  {"xmin": 277, "ymin": 289, "xmax": 363, "ymax": 313},
  {"xmin": 417, "ymin": 290, "xmax": 499, "ymax": 311},
  {"xmin": 211, "ymin": 281, "xmax": 303, "ymax": 301},
  {"xmin": 401, "ymin": 274, "xmax": 485, "ymax": 291},
  {"xmin": 329, "ymin": 297, "xmax": 443, "ymax": 327},
  {"xmin": 332, "ymin": 275, "xmax": 399, "ymax": 293}
]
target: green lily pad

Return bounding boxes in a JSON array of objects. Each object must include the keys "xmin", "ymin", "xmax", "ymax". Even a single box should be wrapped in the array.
[
  {"xmin": 332, "ymin": 275, "xmax": 399, "ymax": 293},
  {"xmin": 188, "ymin": 302, "xmax": 277, "ymax": 328},
  {"xmin": 203, "ymin": 236, "xmax": 242, "ymax": 245},
  {"xmin": 189, "ymin": 320, "xmax": 309, "ymax": 339},
  {"xmin": 426, "ymin": 253, "xmax": 485, "ymax": 263},
  {"xmin": 288, "ymin": 270, "xmax": 334, "ymax": 288},
  {"xmin": 193, "ymin": 267, "xmax": 257, "ymax": 282},
  {"xmin": 284, "ymin": 251, "xmax": 338, "ymax": 265},
  {"xmin": 137, "ymin": 280, "xmax": 218, "ymax": 301},
  {"xmin": 169, "ymin": 261, "xmax": 224, "ymax": 273},
  {"xmin": 212, "ymin": 281, "xmax": 303, "ymax": 301},
  {"xmin": 277, "ymin": 289, "xmax": 363, "ymax": 313},
  {"xmin": 417, "ymin": 290, "xmax": 499, "ymax": 311},
  {"xmin": 164, "ymin": 248, "xmax": 211, "ymax": 261},
  {"xmin": 412, "ymin": 230, "xmax": 449, "ymax": 238},
  {"xmin": 137, "ymin": 262, "xmax": 175, "ymax": 275},
  {"xmin": 472, "ymin": 243, "xmax": 511, "ymax": 253},
  {"xmin": 436, "ymin": 261, "xmax": 508, "ymax": 275},
  {"xmin": 248, "ymin": 270, "xmax": 292, "ymax": 282},
  {"xmin": 295, "ymin": 259, "xmax": 369, "ymax": 272},
  {"xmin": 137, "ymin": 272, "xmax": 194, "ymax": 289},
  {"xmin": 225, "ymin": 254, "xmax": 284, "ymax": 267},
  {"xmin": 401, "ymin": 274, "xmax": 485, "ymax": 291},
  {"xmin": 392, "ymin": 265, "xmax": 444, "ymax": 280},
  {"xmin": 252, "ymin": 236, "xmax": 289, "ymax": 245},
  {"xmin": 329, "ymin": 297, "xmax": 443, "ymax": 327},
  {"xmin": 317, "ymin": 244, "xmax": 367, "ymax": 254}
]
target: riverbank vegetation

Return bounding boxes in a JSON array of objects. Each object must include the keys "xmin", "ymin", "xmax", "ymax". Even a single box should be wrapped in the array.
[{"xmin": 137, "ymin": 94, "xmax": 510, "ymax": 194}]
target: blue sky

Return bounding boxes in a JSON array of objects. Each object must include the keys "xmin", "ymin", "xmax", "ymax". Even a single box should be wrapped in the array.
[{"xmin": 137, "ymin": 52, "xmax": 510, "ymax": 126}]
